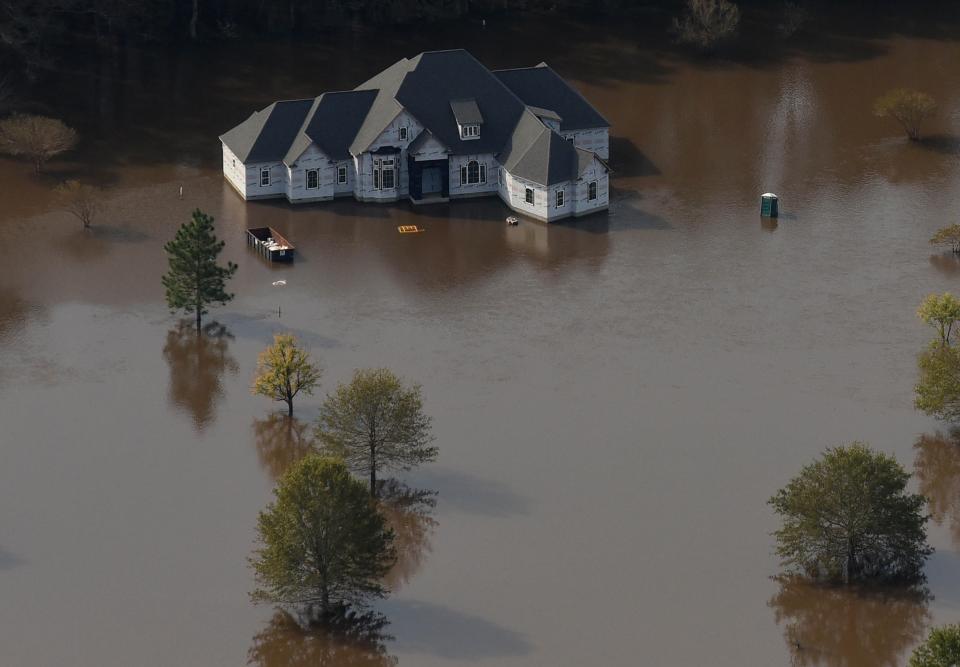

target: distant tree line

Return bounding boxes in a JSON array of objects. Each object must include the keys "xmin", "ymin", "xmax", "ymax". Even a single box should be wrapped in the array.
[{"xmin": 0, "ymin": 0, "xmax": 635, "ymax": 71}]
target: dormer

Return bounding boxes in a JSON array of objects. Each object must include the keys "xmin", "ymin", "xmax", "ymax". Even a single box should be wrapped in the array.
[
  {"xmin": 528, "ymin": 105, "xmax": 563, "ymax": 132},
  {"xmin": 450, "ymin": 98, "xmax": 483, "ymax": 141}
]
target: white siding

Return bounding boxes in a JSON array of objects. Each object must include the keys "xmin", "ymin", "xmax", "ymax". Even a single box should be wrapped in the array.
[
  {"xmin": 334, "ymin": 161, "xmax": 354, "ymax": 196},
  {"xmin": 287, "ymin": 144, "xmax": 335, "ymax": 202},
  {"xmin": 356, "ymin": 111, "xmax": 424, "ymax": 200},
  {"xmin": 561, "ymin": 127, "xmax": 609, "ymax": 160},
  {"xmin": 221, "ymin": 143, "xmax": 246, "ymax": 197},
  {"xmin": 499, "ymin": 170, "xmax": 549, "ymax": 220},
  {"xmin": 449, "ymin": 154, "xmax": 497, "ymax": 198},
  {"xmin": 245, "ymin": 161, "xmax": 286, "ymax": 199},
  {"xmin": 411, "ymin": 133, "xmax": 448, "ymax": 161},
  {"xmin": 572, "ymin": 157, "xmax": 610, "ymax": 216}
]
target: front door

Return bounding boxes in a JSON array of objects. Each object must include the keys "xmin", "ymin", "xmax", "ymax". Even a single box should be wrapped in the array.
[{"xmin": 421, "ymin": 166, "xmax": 442, "ymax": 195}]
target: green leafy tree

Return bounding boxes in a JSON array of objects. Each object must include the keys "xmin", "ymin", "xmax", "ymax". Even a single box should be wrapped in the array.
[
  {"xmin": 918, "ymin": 293, "xmax": 960, "ymax": 345},
  {"xmin": 910, "ymin": 624, "xmax": 960, "ymax": 667},
  {"xmin": 769, "ymin": 442, "xmax": 931, "ymax": 584},
  {"xmin": 916, "ymin": 343, "xmax": 960, "ymax": 421},
  {"xmin": 253, "ymin": 334, "xmax": 323, "ymax": 417},
  {"xmin": 873, "ymin": 88, "xmax": 936, "ymax": 141},
  {"xmin": 316, "ymin": 368, "xmax": 436, "ymax": 497},
  {"xmin": 930, "ymin": 224, "xmax": 960, "ymax": 255},
  {"xmin": 251, "ymin": 455, "xmax": 395, "ymax": 619},
  {"xmin": 162, "ymin": 209, "xmax": 237, "ymax": 334}
]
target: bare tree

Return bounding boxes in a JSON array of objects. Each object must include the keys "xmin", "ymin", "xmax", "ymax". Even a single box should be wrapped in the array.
[
  {"xmin": 56, "ymin": 180, "xmax": 102, "ymax": 229},
  {"xmin": 673, "ymin": 0, "xmax": 741, "ymax": 52},
  {"xmin": 0, "ymin": 114, "xmax": 77, "ymax": 173}
]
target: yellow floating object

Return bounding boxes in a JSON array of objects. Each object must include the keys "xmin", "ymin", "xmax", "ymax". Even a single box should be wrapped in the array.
[{"xmin": 398, "ymin": 225, "xmax": 425, "ymax": 234}]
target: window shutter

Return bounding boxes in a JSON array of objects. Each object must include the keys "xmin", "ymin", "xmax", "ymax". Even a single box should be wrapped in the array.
[
  {"xmin": 460, "ymin": 166, "xmax": 467, "ymax": 185},
  {"xmin": 480, "ymin": 164, "xmax": 486, "ymax": 184}
]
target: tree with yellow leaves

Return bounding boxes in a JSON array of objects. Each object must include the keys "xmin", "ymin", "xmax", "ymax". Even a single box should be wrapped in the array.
[{"xmin": 252, "ymin": 334, "xmax": 323, "ymax": 417}]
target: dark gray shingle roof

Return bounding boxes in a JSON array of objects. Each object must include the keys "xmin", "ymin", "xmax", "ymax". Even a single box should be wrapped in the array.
[
  {"xmin": 220, "ymin": 99, "xmax": 313, "ymax": 163},
  {"xmin": 494, "ymin": 64, "xmax": 609, "ymax": 131},
  {"xmin": 450, "ymin": 98, "xmax": 483, "ymax": 125},
  {"xmin": 372, "ymin": 50, "xmax": 527, "ymax": 157},
  {"xmin": 297, "ymin": 90, "xmax": 378, "ymax": 162},
  {"xmin": 499, "ymin": 110, "xmax": 581, "ymax": 186}
]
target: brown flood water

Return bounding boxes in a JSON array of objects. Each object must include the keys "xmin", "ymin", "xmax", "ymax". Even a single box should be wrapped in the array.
[{"xmin": 3, "ymin": 7, "xmax": 960, "ymax": 665}]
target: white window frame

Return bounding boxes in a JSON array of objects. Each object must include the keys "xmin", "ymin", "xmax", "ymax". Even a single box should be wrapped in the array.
[
  {"xmin": 556, "ymin": 189, "xmax": 564, "ymax": 208},
  {"xmin": 306, "ymin": 169, "xmax": 319, "ymax": 190},
  {"xmin": 460, "ymin": 124, "xmax": 480, "ymax": 140},
  {"xmin": 525, "ymin": 187, "xmax": 534, "ymax": 205},
  {"xmin": 588, "ymin": 181, "xmax": 598, "ymax": 201},
  {"xmin": 399, "ymin": 126, "xmax": 408, "ymax": 141},
  {"xmin": 260, "ymin": 167, "xmax": 270, "ymax": 187},
  {"xmin": 337, "ymin": 165, "xmax": 347, "ymax": 185},
  {"xmin": 381, "ymin": 158, "xmax": 395, "ymax": 190}
]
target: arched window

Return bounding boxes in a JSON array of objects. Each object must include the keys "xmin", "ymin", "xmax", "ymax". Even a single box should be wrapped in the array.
[{"xmin": 460, "ymin": 160, "xmax": 487, "ymax": 186}]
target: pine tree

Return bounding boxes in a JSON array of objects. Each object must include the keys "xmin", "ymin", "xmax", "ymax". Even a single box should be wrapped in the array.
[{"xmin": 162, "ymin": 209, "xmax": 237, "ymax": 334}]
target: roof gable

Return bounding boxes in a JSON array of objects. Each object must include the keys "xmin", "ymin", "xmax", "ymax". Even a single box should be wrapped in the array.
[
  {"xmin": 499, "ymin": 110, "xmax": 580, "ymax": 186},
  {"xmin": 220, "ymin": 99, "xmax": 313, "ymax": 163},
  {"xmin": 494, "ymin": 64, "xmax": 609, "ymax": 131},
  {"xmin": 392, "ymin": 50, "xmax": 526, "ymax": 156}
]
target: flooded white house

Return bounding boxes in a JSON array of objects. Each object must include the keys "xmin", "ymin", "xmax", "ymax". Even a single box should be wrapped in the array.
[{"xmin": 220, "ymin": 49, "xmax": 610, "ymax": 222}]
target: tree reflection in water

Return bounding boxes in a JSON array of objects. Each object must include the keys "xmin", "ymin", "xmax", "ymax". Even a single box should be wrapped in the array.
[
  {"xmin": 377, "ymin": 479, "xmax": 438, "ymax": 592},
  {"xmin": 768, "ymin": 576, "xmax": 930, "ymax": 666},
  {"xmin": 248, "ymin": 608, "xmax": 397, "ymax": 667},
  {"xmin": 252, "ymin": 414, "xmax": 316, "ymax": 481},
  {"xmin": 914, "ymin": 430, "xmax": 960, "ymax": 543},
  {"xmin": 162, "ymin": 321, "xmax": 237, "ymax": 431}
]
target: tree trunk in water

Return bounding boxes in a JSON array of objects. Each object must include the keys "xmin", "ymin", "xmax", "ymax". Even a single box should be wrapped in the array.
[
  {"xmin": 286, "ymin": 398, "xmax": 293, "ymax": 417},
  {"xmin": 370, "ymin": 444, "xmax": 377, "ymax": 497},
  {"xmin": 195, "ymin": 309, "xmax": 202, "ymax": 335},
  {"xmin": 189, "ymin": 0, "xmax": 199, "ymax": 40}
]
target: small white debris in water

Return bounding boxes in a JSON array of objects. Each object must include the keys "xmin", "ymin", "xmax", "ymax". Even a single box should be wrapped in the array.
[{"xmin": 272, "ymin": 280, "xmax": 286, "ymax": 286}]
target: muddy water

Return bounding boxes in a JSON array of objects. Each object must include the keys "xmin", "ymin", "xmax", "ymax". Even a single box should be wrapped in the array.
[{"xmin": 3, "ymin": 8, "xmax": 960, "ymax": 665}]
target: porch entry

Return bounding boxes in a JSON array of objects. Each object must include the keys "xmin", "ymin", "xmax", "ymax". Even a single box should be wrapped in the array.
[
  {"xmin": 421, "ymin": 166, "xmax": 443, "ymax": 194},
  {"xmin": 407, "ymin": 156, "xmax": 450, "ymax": 202}
]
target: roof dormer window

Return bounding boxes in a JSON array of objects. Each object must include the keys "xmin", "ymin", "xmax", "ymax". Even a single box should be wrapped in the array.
[{"xmin": 451, "ymin": 98, "xmax": 483, "ymax": 141}]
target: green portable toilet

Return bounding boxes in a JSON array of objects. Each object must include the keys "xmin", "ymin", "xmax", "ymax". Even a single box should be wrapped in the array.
[{"xmin": 761, "ymin": 193, "xmax": 779, "ymax": 218}]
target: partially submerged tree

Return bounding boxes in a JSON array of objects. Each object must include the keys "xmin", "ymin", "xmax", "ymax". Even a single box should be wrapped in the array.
[
  {"xmin": 930, "ymin": 224, "xmax": 960, "ymax": 254},
  {"xmin": 916, "ymin": 343, "xmax": 960, "ymax": 421},
  {"xmin": 873, "ymin": 89, "xmax": 937, "ymax": 141},
  {"xmin": 918, "ymin": 293, "xmax": 960, "ymax": 345},
  {"xmin": 769, "ymin": 442, "xmax": 931, "ymax": 584},
  {"xmin": 253, "ymin": 334, "xmax": 323, "ymax": 417},
  {"xmin": 56, "ymin": 180, "xmax": 102, "ymax": 229},
  {"xmin": 910, "ymin": 624, "xmax": 960, "ymax": 667},
  {"xmin": 251, "ymin": 455, "xmax": 395, "ymax": 619},
  {"xmin": 316, "ymin": 368, "xmax": 436, "ymax": 497},
  {"xmin": 162, "ymin": 209, "xmax": 237, "ymax": 335},
  {"xmin": 0, "ymin": 113, "xmax": 77, "ymax": 173},
  {"xmin": 673, "ymin": 0, "xmax": 741, "ymax": 52}
]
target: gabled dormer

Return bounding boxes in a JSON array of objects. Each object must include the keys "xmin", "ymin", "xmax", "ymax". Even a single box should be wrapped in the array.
[{"xmin": 450, "ymin": 98, "xmax": 483, "ymax": 141}]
